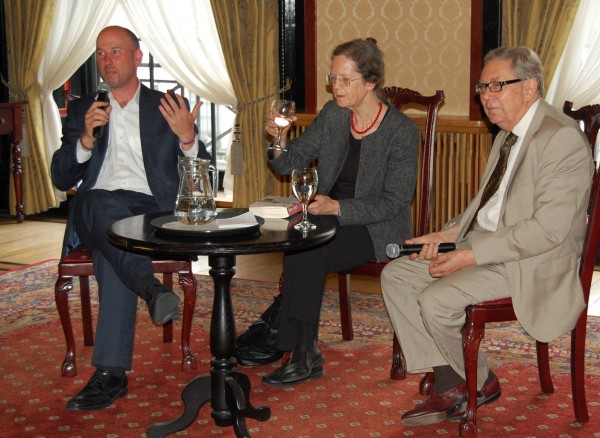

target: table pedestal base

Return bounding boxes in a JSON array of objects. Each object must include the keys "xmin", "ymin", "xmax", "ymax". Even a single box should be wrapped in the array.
[
  {"xmin": 147, "ymin": 254, "xmax": 270, "ymax": 437},
  {"xmin": 147, "ymin": 372, "xmax": 270, "ymax": 437}
]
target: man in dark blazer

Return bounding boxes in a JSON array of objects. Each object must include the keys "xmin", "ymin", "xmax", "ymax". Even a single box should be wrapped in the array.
[
  {"xmin": 381, "ymin": 46, "xmax": 593, "ymax": 427},
  {"xmin": 51, "ymin": 26, "xmax": 210, "ymax": 411}
]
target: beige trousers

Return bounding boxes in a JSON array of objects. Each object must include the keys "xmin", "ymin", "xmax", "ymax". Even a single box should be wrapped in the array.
[{"xmin": 381, "ymin": 256, "xmax": 511, "ymax": 389}]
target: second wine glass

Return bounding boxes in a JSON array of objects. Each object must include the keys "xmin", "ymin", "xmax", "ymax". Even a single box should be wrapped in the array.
[
  {"xmin": 270, "ymin": 99, "xmax": 295, "ymax": 151},
  {"xmin": 291, "ymin": 168, "xmax": 318, "ymax": 231}
]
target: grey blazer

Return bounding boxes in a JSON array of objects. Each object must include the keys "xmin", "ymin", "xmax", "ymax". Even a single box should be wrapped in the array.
[
  {"xmin": 269, "ymin": 99, "xmax": 419, "ymax": 261},
  {"xmin": 457, "ymin": 99, "xmax": 593, "ymax": 342}
]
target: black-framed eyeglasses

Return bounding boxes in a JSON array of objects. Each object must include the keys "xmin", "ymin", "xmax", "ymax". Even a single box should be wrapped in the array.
[
  {"xmin": 475, "ymin": 78, "xmax": 528, "ymax": 94},
  {"xmin": 325, "ymin": 74, "xmax": 362, "ymax": 87}
]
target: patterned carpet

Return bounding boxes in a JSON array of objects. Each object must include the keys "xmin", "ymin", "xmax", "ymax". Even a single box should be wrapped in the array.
[{"xmin": 1, "ymin": 261, "xmax": 600, "ymax": 437}]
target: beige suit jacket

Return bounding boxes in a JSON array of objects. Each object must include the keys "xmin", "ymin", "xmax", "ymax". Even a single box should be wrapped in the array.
[{"xmin": 456, "ymin": 99, "xmax": 593, "ymax": 342}]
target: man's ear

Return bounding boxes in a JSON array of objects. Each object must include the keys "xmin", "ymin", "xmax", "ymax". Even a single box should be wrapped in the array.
[
  {"xmin": 135, "ymin": 49, "xmax": 143, "ymax": 67},
  {"xmin": 524, "ymin": 78, "xmax": 538, "ymax": 100}
]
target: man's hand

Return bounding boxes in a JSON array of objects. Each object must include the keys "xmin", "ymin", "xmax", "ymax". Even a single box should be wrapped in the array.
[
  {"xmin": 428, "ymin": 249, "xmax": 476, "ymax": 278},
  {"xmin": 81, "ymin": 101, "xmax": 112, "ymax": 149},
  {"xmin": 159, "ymin": 92, "xmax": 202, "ymax": 150}
]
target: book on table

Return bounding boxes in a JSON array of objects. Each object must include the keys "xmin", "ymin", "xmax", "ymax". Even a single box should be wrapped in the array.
[{"xmin": 249, "ymin": 195, "xmax": 302, "ymax": 218}]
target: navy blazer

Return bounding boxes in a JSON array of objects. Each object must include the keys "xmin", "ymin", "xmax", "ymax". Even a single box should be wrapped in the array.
[{"xmin": 52, "ymin": 83, "xmax": 211, "ymax": 255}]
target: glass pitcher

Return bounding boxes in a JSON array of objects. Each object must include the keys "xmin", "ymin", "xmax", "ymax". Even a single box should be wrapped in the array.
[{"xmin": 174, "ymin": 157, "xmax": 218, "ymax": 224}]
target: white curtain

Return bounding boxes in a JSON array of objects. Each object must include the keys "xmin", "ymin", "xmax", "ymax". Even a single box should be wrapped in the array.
[
  {"xmin": 546, "ymin": 0, "xmax": 600, "ymax": 108},
  {"xmin": 37, "ymin": 0, "xmax": 118, "ymax": 204},
  {"xmin": 119, "ymin": 0, "xmax": 236, "ymax": 107}
]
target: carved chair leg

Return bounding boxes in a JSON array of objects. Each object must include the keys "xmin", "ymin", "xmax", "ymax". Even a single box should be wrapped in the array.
[
  {"xmin": 179, "ymin": 271, "xmax": 197, "ymax": 371},
  {"xmin": 338, "ymin": 273, "xmax": 354, "ymax": 341},
  {"xmin": 390, "ymin": 333, "xmax": 407, "ymax": 380},
  {"xmin": 571, "ymin": 316, "xmax": 589, "ymax": 422},
  {"xmin": 55, "ymin": 275, "xmax": 77, "ymax": 377},
  {"xmin": 535, "ymin": 340, "xmax": 554, "ymax": 393},
  {"xmin": 459, "ymin": 313, "xmax": 485, "ymax": 438},
  {"xmin": 419, "ymin": 372, "xmax": 435, "ymax": 396},
  {"xmin": 161, "ymin": 273, "xmax": 175, "ymax": 343},
  {"xmin": 79, "ymin": 275, "xmax": 94, "ymax": 346}
]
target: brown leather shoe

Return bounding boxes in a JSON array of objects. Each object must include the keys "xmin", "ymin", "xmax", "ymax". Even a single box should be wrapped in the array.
[
  {"xmin": 419, "ymin": 372, "xmax": 435, "ymax": 396},
  {"xmin": 401, "ymin": 382, "xmax": 467, "ymax": 426},
  {"xmin": 447, "ymin": 373, "xmax": 502, "ymax": 421}
]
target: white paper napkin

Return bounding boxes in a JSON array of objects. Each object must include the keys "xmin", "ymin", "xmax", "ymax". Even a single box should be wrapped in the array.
[{"xmin": 162, "ymin": 211, "xmax": 258, "ymax": 231}]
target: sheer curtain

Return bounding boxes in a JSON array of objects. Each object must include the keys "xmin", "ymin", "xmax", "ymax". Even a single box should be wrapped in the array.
[
  {"xmin": 37, "ymin": 0, "xmax": 118, "ymax": 204},
  {"xmin": 545, "ymin": 0, "xmax": 600, "ymax": 108},
  {"xmin": 119, "ymin": 0, "xmax": 235, "ymax": 107}
]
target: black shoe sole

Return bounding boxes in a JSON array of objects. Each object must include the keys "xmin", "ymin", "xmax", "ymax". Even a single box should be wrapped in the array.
[
  {"xmin": 446, "ymin": 389, "xmax": 502, "ymax": 422},
  {"xmin": 262, "ymin": 366, "xmax": 325, "ymax": 387},
  {"xmin": 66, "ymin": 387, "xmax": 129, "ymax": 411},
  {"xmin": 151, "ymin": 292, "xmax": 180, "ymax": 325}
]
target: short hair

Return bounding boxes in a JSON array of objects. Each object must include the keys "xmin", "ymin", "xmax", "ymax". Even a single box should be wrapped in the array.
[
  {"xmin": 331, "ymin": 38, "xmax": 384, "ymax": 91},
  {"xmin": 98, "ymin": 26, "xmax": 141, "ymax": 50},
  {"xmin": 483, "ymin": 46, "xmax": 545, "ymax": 95}
]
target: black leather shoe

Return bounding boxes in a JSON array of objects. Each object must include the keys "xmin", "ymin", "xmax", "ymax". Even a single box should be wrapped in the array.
[
  {"xmin": 137, "ymin": 276, "xmax": 180, "ymax": 325},
  {"xmin": 262, "ymin": 342, "xmax": 325, "ymax": 387},
  {"xmin": 66, "ymin": 369, "xmax": 128, "ymax": 411}
]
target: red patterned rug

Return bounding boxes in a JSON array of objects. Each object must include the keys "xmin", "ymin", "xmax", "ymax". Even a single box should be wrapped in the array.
[{"xmin": 1, "ymin": 261, "xmax": 599, "ymax": 437}]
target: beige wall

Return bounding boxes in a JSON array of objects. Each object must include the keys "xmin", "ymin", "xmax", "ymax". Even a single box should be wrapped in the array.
[{"xmin": 316, "ymin": 0, "xmax": 472, "ymax": 116}]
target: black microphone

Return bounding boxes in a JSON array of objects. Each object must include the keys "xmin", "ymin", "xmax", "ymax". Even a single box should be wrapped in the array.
[
  {"xmin": 386, "ymin": 243, "xmax": 456, "ymax": 259},
  {"xmin": 93, "ymin": 82, "xmax": 111, "ymax": 139}
]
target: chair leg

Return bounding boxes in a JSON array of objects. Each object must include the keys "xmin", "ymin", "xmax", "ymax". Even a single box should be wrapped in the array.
[
  {"xmin": 55, "ymin": 275, "xmax": 77, "ymax": 377},
  {"xmin": 459, "ymin": 311, "xmax": 485, "ymax": 438},
  {"xmin": 390, "ymin": 333, "xmax": 407, "ymax": 380},
  {"xmin": 338, "ymin": 273, "xmax": 354, "ymax": 341},
  {"xmin": 179, "ymin": 270, "xmax": 197, "ymax": 371},
  {"xmin": 79, "ymin": 275, "xmax": 94, "ymax": 346},
  {"xmin": 571, "ymin": 315, "xmax": 589, "ymax": 422},
  {"xmin": 161, "ymin": 273, "xmax": 174, "ymax": 343},
  {"xmin": 535, "ymin": 341, "xmax": 554, "ymax": 393}
]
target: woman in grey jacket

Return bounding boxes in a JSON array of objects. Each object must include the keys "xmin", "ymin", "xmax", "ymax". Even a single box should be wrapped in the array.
[{"xmin": 262, "ymin": 38, "xmax": 419, "ymax": 386}]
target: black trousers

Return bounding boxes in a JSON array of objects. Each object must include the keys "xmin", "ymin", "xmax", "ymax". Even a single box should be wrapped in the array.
[
  {"xmin": 277, "ymin": 224, "xmax": 375, "ymax": 351},
  {"xmin": 72, "ymin": 189, "xmax": 163, "ymax": 369}
]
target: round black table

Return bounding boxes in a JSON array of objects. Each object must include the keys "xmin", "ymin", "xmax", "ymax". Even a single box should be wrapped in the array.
[{"xmin": 107, "ymin": 209, "xmax": 337, "ymax": 437}]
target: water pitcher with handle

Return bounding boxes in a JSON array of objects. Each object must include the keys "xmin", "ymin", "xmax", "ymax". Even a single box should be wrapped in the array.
[{"xmin": 175, "ymin": 157, "xmax": 218, "ymax": 224}]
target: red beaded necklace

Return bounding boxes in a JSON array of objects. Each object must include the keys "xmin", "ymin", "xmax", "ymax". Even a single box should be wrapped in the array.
[{"xmin": 351, "ymin": 101, "xmax": 383, "ymax": 135}]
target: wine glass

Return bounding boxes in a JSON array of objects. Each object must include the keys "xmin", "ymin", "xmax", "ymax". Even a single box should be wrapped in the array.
[
  {"xmin": 291, "ymin": 168, "xmax": 318, "ymax": 231},
  {"xmin": 270, "ymin": 99, "xmax": 296, "ymax": 151}
]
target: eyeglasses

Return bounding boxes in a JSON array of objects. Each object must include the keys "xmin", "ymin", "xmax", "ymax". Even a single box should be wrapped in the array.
[
  {"xmin": 475, "ymin": 78, "xmax": 528, "ymax": 94},
  {"xmin": 325, "ymin": 74, "xmax": 362, "ymax": 87}
]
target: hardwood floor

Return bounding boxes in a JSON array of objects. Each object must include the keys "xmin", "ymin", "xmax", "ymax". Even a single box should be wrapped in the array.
[{"xmin": 0, "ymin": 214, "xmax": 381, "ymax": 293}]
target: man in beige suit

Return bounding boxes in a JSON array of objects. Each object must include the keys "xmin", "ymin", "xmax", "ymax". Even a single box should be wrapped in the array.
[{"xmin": 381, "ymin": 46, "xmax": 593, "ymax": 427}]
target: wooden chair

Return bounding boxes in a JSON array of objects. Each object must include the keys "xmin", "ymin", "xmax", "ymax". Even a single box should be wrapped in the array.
[
  {"xmin": 55, "ymin": 89, "xmax": 198, "ymax": 377},
  {"xmin": 55, "ymin": 246, "xmax": 198, "ymax": 377},
  {"xmin": 336, "ymin": 87, "xmax": 445, "ymax": 380},
  {"xmin": 563, "ymin": 101, "xmax": 600, "ymax": 149},
  {"xmin": 458, "ymin": 104, "xmax": 600, "ymax": 437}
]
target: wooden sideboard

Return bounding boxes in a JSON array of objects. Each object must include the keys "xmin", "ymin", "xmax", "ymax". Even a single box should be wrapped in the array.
[
  {"xmin": 275, "ymin": 113, "xmax": 495, "ymax": 234},
  {"xmin": 0, "ymin": 102, "xmax": 26, "ymax": 222}
]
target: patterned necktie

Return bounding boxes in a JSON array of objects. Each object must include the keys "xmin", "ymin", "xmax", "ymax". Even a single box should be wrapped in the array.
[{"xmin": 466, "ymin": 132, "xmax": 518, "ymax": 233}]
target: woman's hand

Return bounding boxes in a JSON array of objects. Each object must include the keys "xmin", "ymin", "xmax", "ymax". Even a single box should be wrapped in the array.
[{"xmin": 308, "ymin": 195, "xmax": 339, "ymax": 215}]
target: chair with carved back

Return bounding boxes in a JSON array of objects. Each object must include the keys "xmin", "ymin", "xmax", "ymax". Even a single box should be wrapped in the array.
[
  {"xmin": 55, "ymin": 89, "xmax": 198, "ymax": 377},
  {"xmin": 456, "ymin": 103, "xmax": 600, "ymax": 437},
  {"xmin": 336, "ymin": 87, "xmax": 445, "ymax": 380}
]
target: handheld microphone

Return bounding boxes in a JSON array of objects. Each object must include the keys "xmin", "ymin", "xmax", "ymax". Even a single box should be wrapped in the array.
[
  {"xmin": 386, "ymin": 243, "xmax": 456, "ymax": 259},
  {"xmin": 93, "ymin": 82, "xmax": 111, "ymax": 139}
]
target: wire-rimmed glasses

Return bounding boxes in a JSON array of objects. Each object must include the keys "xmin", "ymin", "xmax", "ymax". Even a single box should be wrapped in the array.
[{"xmin": 325, "ymin": 74, "xmax": 362, "ymax": 88}]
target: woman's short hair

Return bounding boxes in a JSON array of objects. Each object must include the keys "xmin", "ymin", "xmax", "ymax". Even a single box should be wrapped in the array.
[
  {"xmin": 483, "ymin": 46, "xmax": 545, "ymax": 95},
  {"xmin": 332, "ymin": 38, "xmax": 384, "ymax": 91}
]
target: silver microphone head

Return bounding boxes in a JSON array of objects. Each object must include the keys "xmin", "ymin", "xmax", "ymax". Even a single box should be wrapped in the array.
[
  {"xmin": 98, "ymin": 82, "xmax": 111, "ymax": 93},
  {"xmin": 386, "ymin": 243, "xmax": 401, "ymax": 259}
]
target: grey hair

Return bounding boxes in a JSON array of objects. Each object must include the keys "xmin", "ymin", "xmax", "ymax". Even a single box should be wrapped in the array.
[{"xmin": 483, "ymin": 46, "xmax": 545, "ymax": 95}]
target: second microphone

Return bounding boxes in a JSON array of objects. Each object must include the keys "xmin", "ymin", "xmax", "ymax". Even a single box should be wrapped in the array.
[{"xmin": 386, "ymin": 242, "xmax": 456, "ymax": 259}]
